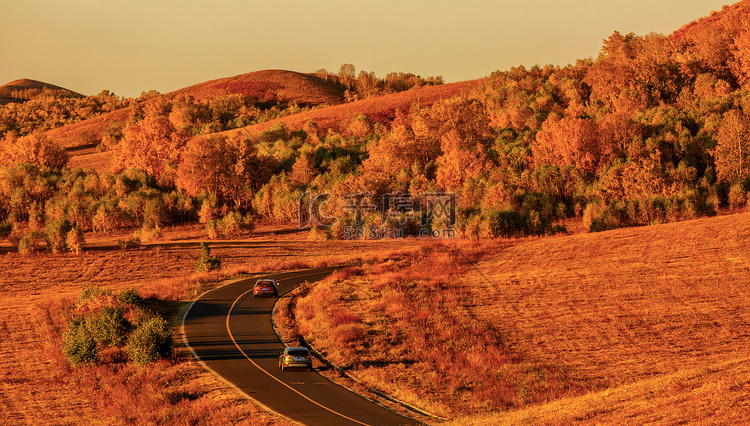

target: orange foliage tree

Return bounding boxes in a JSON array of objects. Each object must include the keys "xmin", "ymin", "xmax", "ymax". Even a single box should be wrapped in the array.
[
  {"xmin": 714, "ymin": 109, "xmax": 750, "ymax": 182},
  {"xmin": 176, "ymin": 134, "xmax": 267, "ymax": 210},
  {"xmin": 115, "ymin": 117, "xmax": 190, "ymax": 182},
  {"xmin": 0, "ymin": 131, "xmax": 69, "ymax": 169},
  {"xmin": 532, "ymin": 115, "xmax": 601, "ymax": 175}
]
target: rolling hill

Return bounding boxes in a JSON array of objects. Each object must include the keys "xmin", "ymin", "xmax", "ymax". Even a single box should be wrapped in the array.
[
  {"xmin": 64, "ymin": 72, "xmax": 477, "ymax": 173},
  {"xmin": 49, "ymin": 69, "xmax": 350, "ymax": 152},
  {"xmin": 189, "ymin": 78, "xmax": 478, "ymax": 144},
  {"xmin": 0, "ymin": 78, "xmax": 83, "ymax": 105}
]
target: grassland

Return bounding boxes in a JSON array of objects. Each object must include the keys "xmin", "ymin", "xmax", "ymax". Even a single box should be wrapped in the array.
[
  {"xmin": 279, "ymin": 212, "xmax": 750, "ymax": 424},
  {"xmin": 2, "ymin": 212, "xmax": 749, "ymax": 424}
]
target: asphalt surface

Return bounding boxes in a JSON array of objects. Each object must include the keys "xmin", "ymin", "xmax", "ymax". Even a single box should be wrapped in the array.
[{"xmin": 182, "ymin": 267, "xmax": 421, "ymax": 426}]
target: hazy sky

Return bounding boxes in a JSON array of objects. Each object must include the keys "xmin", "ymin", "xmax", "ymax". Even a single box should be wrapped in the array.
[{"xmin": 1, "ymin": 0, "xmax": 732, "ymax": 98}]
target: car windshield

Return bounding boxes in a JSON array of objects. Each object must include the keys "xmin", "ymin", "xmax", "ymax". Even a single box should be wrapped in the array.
[{"xmin": 287, "ymin": 349, "xmax": 309, "ymax": 356}]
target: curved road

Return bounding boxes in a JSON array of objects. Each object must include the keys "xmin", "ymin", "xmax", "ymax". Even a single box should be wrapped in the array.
[{"xmin": 182, "ymin": 267, "xmax": 420, "ymax": 426}]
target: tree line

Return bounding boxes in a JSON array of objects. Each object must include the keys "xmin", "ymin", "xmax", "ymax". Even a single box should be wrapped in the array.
[{"xmin": 2, "ymin": 13, "xmax": 750, "ymax": 251}]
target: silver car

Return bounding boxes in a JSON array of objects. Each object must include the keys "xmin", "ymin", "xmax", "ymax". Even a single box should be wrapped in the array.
[{"xmin": 278, "ymin": 347, "xmax": 313, "ymax": 371}]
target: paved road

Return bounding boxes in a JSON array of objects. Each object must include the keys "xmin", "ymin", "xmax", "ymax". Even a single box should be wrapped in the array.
[{"xmin": 182, "ymin": 267, "xmax": 420, "ymax": 426}]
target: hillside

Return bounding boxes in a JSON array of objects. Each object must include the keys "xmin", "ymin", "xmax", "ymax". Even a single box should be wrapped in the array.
[
  {"xmin": 671, "ymin": 0, "xmax": 750, "ymax": 40},
  {"xmin": 171, "ymin": 69, "xmax": 346, "ymax": 105},
  {"xmin": 50, "ymin": 69, "xmax": 348, "ymax": 151},
  {"xmin": 0, "ymin": 78, "xmax": 83, "ymax": 105},
  {"xmin": 287, "ymin": 211, "xmax": 750, "ymax": 422},
  {"xmin": 191, "ymin": 79, "xmax": 478, "ymax": 143},
  {"xmin": 66, "ymin": 77, "xmax": 476, "ymax": 173}
]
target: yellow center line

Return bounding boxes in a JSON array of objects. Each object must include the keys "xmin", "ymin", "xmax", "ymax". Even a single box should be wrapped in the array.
[{"xmin": 227, "ymin": 272, "xmax": 370, "ymax": 426}]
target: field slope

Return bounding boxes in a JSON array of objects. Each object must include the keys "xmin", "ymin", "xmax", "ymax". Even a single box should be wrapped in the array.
[
  {"xmin": 287, "ymin": 212, "xmax": 750, "ymax": 423},
  {"xmin": 464, "ymin": 212, "xmax": 750, "ymax": 423}
]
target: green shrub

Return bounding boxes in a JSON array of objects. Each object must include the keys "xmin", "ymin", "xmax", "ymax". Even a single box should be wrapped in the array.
[
  {"xmin": 729, "ymin": 183, "xmax": 748, "ymax": 209},
  {"xmin": 196, "ymin": 241, "xmax": 221, "ymax": 272},
  {"xmin": 45, "ymin": 218, "xmax": 73, "ymax": 253},
  {"xmin": 218, "ymin": 211, "xmax": 242, "ymax": 238},
  {"xmin": 80, "ymin": 283, "xmax": 105, "ymax": 301},
  {"xmin": 93, "ymin": 307, "xmax": 130, "ymax": 348},
  {"xmin": 125, "ymin": 316, "xmax": 173, "ymax": 365},
  {"xmin": 63, "ymin": 316, "xmax": 99, "ymax": 365},
  {"xmin": 0, "ymin": 222, "xmax": 11, "ymax": 238},
  {"xmin": 489, "ymin": 209, "xmax": 530, "ymax": 238},
  {"xmin": 116, "ymin": 288, "xmax": 143, "ymax": 306},
  {"xmin": 133, "ymin": 226, "xmax": 162, "ymax": 243},
  {"xmin": 66, "ymin": 224, "xmax": 85, "ymax": 254},
  {"xmin": 118, "ymin": 237, "xmax": 141, "ymax": 250}
]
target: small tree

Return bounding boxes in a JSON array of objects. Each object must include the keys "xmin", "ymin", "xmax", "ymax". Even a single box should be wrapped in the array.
[
  {"xmin": 66, "ymin": 224, "xmax": 85, "ymax": 254},
  {"xmin": 45, "ymin": 218, "xmax": 73, "ymax": 254},
  {"xmin": 714, "ymin": 110, "xmax": 750, "ymax": 183},
  {"xmin": 18, "ymin": 230, "xmax": 46, "ymax": 254},
  {"xmin": 196, "ymin": 241, "xmax": 221, "ymax": 272}
]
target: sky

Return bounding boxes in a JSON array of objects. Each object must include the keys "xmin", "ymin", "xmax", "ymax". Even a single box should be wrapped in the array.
[{"xmin": 1, "ymin": 0, "xmax": 733, "ymax": 98}]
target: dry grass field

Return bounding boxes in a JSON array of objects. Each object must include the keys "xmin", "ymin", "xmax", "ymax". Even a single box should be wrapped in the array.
[
  {"xmin": 282, "ymin": 212, "xmax": 750, "ymax": 423},
  {"xmin": 0, "ymin": 223, "xmax": 426, "ymax": 424},
  {"xmin": 3, "ymin": 212, "xmax": 749, "ymax": 424}
]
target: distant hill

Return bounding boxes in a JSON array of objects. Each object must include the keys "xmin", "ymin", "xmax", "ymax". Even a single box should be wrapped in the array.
[
  {"xmin": 0, "ymin": 78, "xmax": 83, "ymax": 105},
  {"xmin": 49, "ymin": 69, "xmax": 348, "ymax": 151},
  {"xmin": 172, "ymin": 69, "xmax": 347, "ymax": 106}
]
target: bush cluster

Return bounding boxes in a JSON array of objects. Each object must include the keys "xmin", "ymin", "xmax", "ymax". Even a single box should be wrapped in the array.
[{"xmin": 62, "ymin": 287, "xmax": 173, "ymax": 367}]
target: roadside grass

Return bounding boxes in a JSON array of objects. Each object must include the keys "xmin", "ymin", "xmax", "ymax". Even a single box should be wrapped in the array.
[
  {"xmin": 288, "ymin": 212, "xmax": 750, "ymax": 422},
  {"xmin": 0, "ymin": 224, "xmax": 424, "ymax": 424}
]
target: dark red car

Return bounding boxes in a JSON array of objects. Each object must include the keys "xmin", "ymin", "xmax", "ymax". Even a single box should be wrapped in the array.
[{"xmin": 252, "ymin": 278, "xmax": 278, "ymax": 298}]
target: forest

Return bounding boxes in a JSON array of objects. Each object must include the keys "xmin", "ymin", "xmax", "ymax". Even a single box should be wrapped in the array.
[{"xmin": 1, "ymin": 2, "xmax": 750, "ymax": 253}]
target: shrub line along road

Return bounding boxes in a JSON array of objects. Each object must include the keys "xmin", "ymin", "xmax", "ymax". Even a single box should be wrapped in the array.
[{"xmin": 181, "ymin": 267, "xmax": 420, "ymax": 426}]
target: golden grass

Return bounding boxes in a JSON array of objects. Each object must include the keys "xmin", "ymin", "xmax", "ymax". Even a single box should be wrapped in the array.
[
  {"xmin": 286, "ymin": 212, "xmax": 750, "ymax": 423},
  {"xmin": 0, "ymin": 223, "xmax": 425, "ymax": 424}
]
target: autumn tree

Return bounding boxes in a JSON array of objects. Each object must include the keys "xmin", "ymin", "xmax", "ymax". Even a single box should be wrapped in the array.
[
  {"xmin": 290, "ymin": 153, "xmax": 317, "ymax": 186},
  {"xmin": 714, "ymin": 109, "xmax": 750, "ymax": 182},
  {"xmin": 733, "ymin": 29, "xmax": 750, "ymax": 86},
  {"xmin": 339, "ymin": 63, "xmax": 356, "ymax": 89},
  {"xmin": 355, "ymin": 70, "xmax": 380, "ymax": 99},
  {"xmin": 0, "ymin": 131, "xmax": 69, "ymax": 169},
  {"xmin": 115, "ymin": 116, "xmax": 190, "ymax": 181},
  {"xmin": 532, "ymin": 115, "xmax": 601, "ymax": 175},
  {"xmin": 177, "ymin": 134, "xmax": 267, "ymax": 210}
]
